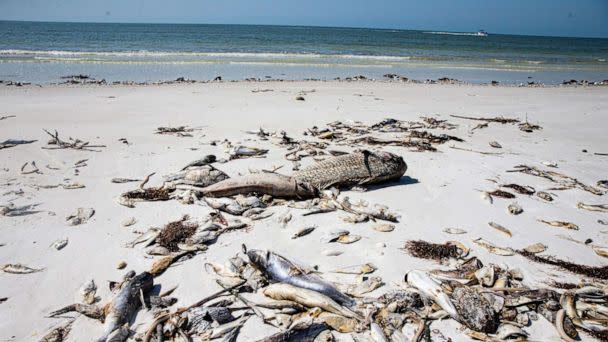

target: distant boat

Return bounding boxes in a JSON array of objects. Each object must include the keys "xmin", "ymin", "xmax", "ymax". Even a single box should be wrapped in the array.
[{"xmin": 475, "ymin": 30, "xmax": 488, "ymax": 37}]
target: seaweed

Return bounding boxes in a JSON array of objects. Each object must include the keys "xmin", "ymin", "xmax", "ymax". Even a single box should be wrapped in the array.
[
  {"xmin": 404, "ymin": 240, "xmax": 461, "ymax": 261},
  {"xmin": 124, "ymin": 187, "xmax": 171, "ymax": 201},
  {"xmin": 157, "ymin": 215, "xmax": 199, "ymax": 251},
  {"xmin": 518, "ymin": 250, "xmax": 608, "ymax": 280}
]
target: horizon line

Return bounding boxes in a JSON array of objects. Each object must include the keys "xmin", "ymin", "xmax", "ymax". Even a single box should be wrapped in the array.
[{"xmin": 1, "ymin": 19, "xmax": 607, "ymax": 40}]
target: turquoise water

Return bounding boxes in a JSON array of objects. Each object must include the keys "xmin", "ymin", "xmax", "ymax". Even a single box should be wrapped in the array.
[{"xmin": 1, "ymin": 21, "xmax": 607, "ymax": 84}]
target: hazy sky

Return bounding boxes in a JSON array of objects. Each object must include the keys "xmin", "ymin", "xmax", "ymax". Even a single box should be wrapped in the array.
[{"xmin": 1, "ymin": 0, "xmax": 607, "ymax": 38}]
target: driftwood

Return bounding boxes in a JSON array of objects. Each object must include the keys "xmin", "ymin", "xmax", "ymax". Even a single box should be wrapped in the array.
[
  {"xmin": 0, "ymin": 115, "xmax": 16, "ymax": 121},
  {"xmin": 42, "ymin": 129, "xmax": 106, "ymax": 151}
]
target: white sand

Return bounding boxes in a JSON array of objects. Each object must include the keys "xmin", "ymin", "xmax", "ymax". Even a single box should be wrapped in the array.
[{"xmin": 1, "ymin": 82, "xmax": 607, "ymax": 341}]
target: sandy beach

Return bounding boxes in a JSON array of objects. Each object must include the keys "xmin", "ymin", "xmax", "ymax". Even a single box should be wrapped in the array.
[{"xmin": 1, "ymin": 82, "xmax": 608, "ymax": 341}]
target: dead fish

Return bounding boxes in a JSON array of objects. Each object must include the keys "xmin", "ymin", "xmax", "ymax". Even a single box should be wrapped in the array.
[
  {"xmin": 50, "ymin": 271, "xmax": 153, "ymax": 342},
  {"xmin": 481, "ymin": 192, "xmax": 493, "ymax": 204},
  {"xmin": 487, "ymin": 190, "xmax": 515, "ymax": 199},
  {"xmin": 201, "ymin": 173, "xmax": 317, "ymax": 199},
  {"xmin": 337, "ymin": 235, "xmax": 361, "ymax": 244},
  {"xmin": 66, "ymin": 207, "xmax": 95, "ymax": 226},
  {"xmin": 292, "ymin": 227, "xmax": 316, "ymax": 239},
  {"xmin": 592, "ymin": 246, "xmax": 608, "ymax": 258},
  {"xmin": 339, "ymin": 276, "xmax": 383, "ymax": 297},
  {"xmin": 52, "ymin": 238, "xmax": 68, "ymax": 250},
  {"xmin": 488, "ymin": 222, "xmax": 512, "ymax": 237},
  {"xmin": 322, "ymin": 250, "xmax": 343, "ymax": 257},
  {"xmin": 577, "ymin": 202, "xmax": 608, "ymax": 213},
  {"xmin": 330, "ymin": 263, "xmax": 376, "ymax": 275},
  {"xmin": 452, "ymin": 286, "xmax": 498, "ymax": 333},
  {"xmin": 599, "ymin": 220, "xmax": 608, "ymax": 225},
  {"xmin": 228, "ymin": 145, "xmax": 268, "ymax": 159},
  {"xmin": 488, "ymin": 141, "xmax": 502, "ymax": 149},
  {"xmin": 80, "ymin": 279, "xmax": 97, "ymax": 305},
  {"xmin": 443, "ymin": 228, "xmax": 467, "ymax": 234},
  {"xmin": 405, "ymin": 270, "xmax": 458, "ymax": 319},
  {"xmin": 507, "ymin": 202, "xmax": 523, "ymax": 215},
  {"xmin": 597, "ymin": 180, "xmax": 608, "ymax": 190},
  {"xmin": 501, "ymin": 184, "xmax": 535, "ymax": 195},
  {"xmin": 150, "ymin": 251, "xmax": 190, "ymax": 276},
  {"xmin": 538, "ymin": 220, "xmax": 579, "ymax": 230},
  {"xmin": 121, "ymin": 217, "xmax": 137, "ymax": 227},
  {"xmin": 536, "ymin": 191, "xmax": 553, "ymax": 201},
  {"xmin": 181, "ymin": 154, "xmax": 216, "ymax": 170},
  {"xmin": 372, "ymin": 223, "xmax": 395, "ymax": 232},
  {"xmin": 247, "ymin": 249, "xmax": 355, "ymax": 306},
  {"xmin": 1, "ymin": 263, "xmax": 44, "ymax": 274},
  {"xmin": 263, "ymin": 283, "xmax": 360, "ymax": 319},
  {"xmin": 541, "ymin": 161, "xmax": 558, "ymax": 168},
  {"xmin": 523, "ymin": 243, "xmax": 547, "ymax": 254},
  {"xmin": 472, "ymin": 238, "xmax": 514, "ymax": 256},
  {"xmin": 370, "ymin": 322, "xmax": 389, "ymax": 342},
  {"xmin": 320, "ymin": 230, "xmax": 350, "ymax": 243},
  {"xmin": 256, "ymin": 319, "xmax": 328, "ymax": 342},
  {"xmin": 111, "ymin": 178, "xmax": 141, "ymax": 183},
  {"xmin": 316, "ymin": 312, "xmax": 359, "ymax": 333}
]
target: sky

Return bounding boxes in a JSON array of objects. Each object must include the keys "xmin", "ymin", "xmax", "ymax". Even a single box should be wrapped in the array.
[{"xmin": 0, "ymin": 0, "xmax": 607, "ymax": 38}]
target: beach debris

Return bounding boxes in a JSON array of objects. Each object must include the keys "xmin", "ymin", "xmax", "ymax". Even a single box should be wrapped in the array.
[
  {"xmin": 523, "ymin": 243, "xmax": 547, "ymax": 254},
  {"xmin": 443, "ymin": 227, "xmax": 467, "ymax": 234},
  {"xmin": 592, "ymin": 246, "xmax": 608, "ymax": 259},
  {"xmin": 121, "ymin": 217, "xmax": 137, "ymax": 227},
  {"xmin": 293, "ymin": 150, "xmax": 406, "ymax": 190},
  {"xmin": 65, "ymin": 207, "xmax": 95, "ymax": 226},
  {"xmin": 21, "ymin": 161, "xmax": 41, "ymax": 174},
  {"xmin": 42, "ymin": 129, "xmax": 106, "ymax": 151},
  {"xmin": 39, "ymin": 320, "xmax": 74, "ymax": 342},
  {"xmin": 598, "ymin": 180, "xmax": 608, "ymax": 190},
  {"xmin": 488, "ymin": 221, "xmax": 512, "ymax": 237},
  {"xmin": 117, "ymin": 261, "xmax": 127, "ymax": 270},
  {"xmin": 1, "ymin": 263, "xmax": 45, "ymax": 274},
  {"xmin": 405, "ymin": 270, "xmax": 458, "ymax": 318},
  {"xmin": 450, "ymin": 114, "xmax": 519, "ymax": 124},
  {"xmin": 0, "ymin": 139, "xmax": 37, "ymax": 150},
  {"xmin": 449, "ymin": 146, "xmax": 505, "ymax": 155},
  {"xmin": 517, "ymin": 250, "xmax": 608, "ymax": 279},
  {"xmin": 228, "ymin": 145, "xmax": 268, "ymax": 159},
  {"xmin": 404, "ymin": 240, "xmax": 468, "ymax": 261},
  {"xmin": 263, "ymin": 283, "xmax": 360, "ymax": 319},
  {"xmin": 508, "ymin": 164, "xmax": 604, "ymax": 195},
  {"xmin": 166, "ymin": 164, "xmax": 229, "ymax": 188},
  {"xmin": 180, "ymin": 154, "xmax": 216, "ymax": 170},
  {"xmin": 542, "ymin": 161, "xmax": 558, "ymax": 168},
  {"xmin": 200, "ymin": 173, "xmax": 318, "ymax": 199},
  {"xmin": 150, "ymin": 251, "xmax": 191, "ymax": 276},
  {"xmin": 489, "ymin": 141, "xmax": 502, "ymax": 148},
  {"xmin": 79, "ymin": 279, "xmax": 98, "ymax": 305},
  {"xmin": 537, "ymin": 191, "xmax": 554, "ymax": 201},
  {"xmin": 538, "ymin": 220, "xmax": 579, "ymax": 230},
  {"xmin": 247, "ymin": 248, "xmax": 355, "ymax": 306},
  {"xmin": 49, "ymin": 271, "xmax": 153, "ymax": 341},
  {"xmin": 118, "ymin": 173, "xmax": 172, "ymax": 207},
  {"xmin": 322, "ymin": 250, "xmax": 343, "ymax": 257},
  {"xmin": 111, "ymin": 177, "xmax": 141, "ymax": 183},
  {"xmin": 156, "ymin": 215, "xmax": 199, "ymax": 252},
  {"xmin": 0, "ymin": 203, "xmax": 43, "ymax": 216},
  {"xmin": 518, "ymin": 120, "xmax": 542, "ymax": 132},
  {"xmin": 472, "ymin": 238, "xmax": 514, "ymax": 256},
  {"xmin": 599, "ymin": 219, "xmax": 608, "ymax": 225},
  {"xmin": 577, "ymin": 202, "xmax": 608, "ymax": 213},
  {"xmin": 292, "ymin": 226, "xmax": 316, "ymax": 239},
  {"xmin": 481, "ymin": 192, "xmax": 493, "ymax": 204},
  {"xmin": 52, "ymin": 238, "xmax": 68, "ymax": 250},
  {"xmin": 507, "ymin": 202, "xmax": 523, "ymax": 215},
  {"xmin": 155, "ymin": 126, "xmax": 193, "ymax": 137},
  {"xmin": 372, "ymin": 223, "xmax": 395, "ymax": 232},
  {"xmin": 452, "ymin": 286, "xmax": 498, "ymax": 333},
  {"xmin": 276, "ymin": 210, "xmax": 292, "ymax": 228},
  {"xmin": 330, "ymin": 263, "xmax": 376, "ymax": 275},
  {"xmin": 501, "ymin": 183, "xmax": 535, "ymax": 195},
  {"xmin": 320, "ymin": 230, "xmax": 357, "ymax": 244},
  {"xmin": 487, "ymin": 190, "xmax": 515, "ymax": 199}
]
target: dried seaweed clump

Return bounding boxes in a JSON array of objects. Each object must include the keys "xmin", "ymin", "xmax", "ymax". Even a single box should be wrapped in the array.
[
  {"xmin": 157, "ymin": 215, "xmax": 199, "ymax": 251},
  {"xmin": 124, "ymin": 188, "xmax": 171, "ymax": 201},
  {"xmin": 518, "ymin": 250, "xmax": 608, "ymax": 280},
  {"xmin": 404, "ymin": 240, "xmax": 460, "ymax": 261}
]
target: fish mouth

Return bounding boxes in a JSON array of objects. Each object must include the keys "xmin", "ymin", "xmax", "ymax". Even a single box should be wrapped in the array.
[{"xmin": 246, "ymin": 249, "xmax": 269, "ymax": 270}]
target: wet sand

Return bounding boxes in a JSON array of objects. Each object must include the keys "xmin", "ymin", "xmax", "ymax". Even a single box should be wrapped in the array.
[{"xmin": 1, "ymin": 82, "xmax": 607, "ymax": 341}]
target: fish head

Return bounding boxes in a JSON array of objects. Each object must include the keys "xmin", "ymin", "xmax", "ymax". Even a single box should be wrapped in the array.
[
  {"xmin": 363, "ymin": 150, "xmax": 407, "ymax": 182},
  {"xmin": 246, "ymin": 249, "xmax": 269, "ymax": 271}
]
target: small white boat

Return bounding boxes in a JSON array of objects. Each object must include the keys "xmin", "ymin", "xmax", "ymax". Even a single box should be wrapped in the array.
[{"xmin": 475, "ymin": 30, "xmax": 488, "ymax": 37}]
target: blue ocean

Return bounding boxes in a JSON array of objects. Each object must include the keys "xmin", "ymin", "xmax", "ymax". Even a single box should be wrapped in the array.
[{"xmin": 1, "ymin": 21, "xmax": 607, "ymax": 84}]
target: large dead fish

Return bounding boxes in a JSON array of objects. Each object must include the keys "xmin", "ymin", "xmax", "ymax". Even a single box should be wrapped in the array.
[
  {"xmin": 49, "ymin": 271, "xmax": 153, "ymax": 342},
  {"xmin": 200, "ymin": 173, "xmax": 318, "ymax": 199},
  {"xmin": 247, "ymin": 249, "xmax": 355, "ymax": 307},
  {"xmin": 292, "ymin": 150, "xmax": 407, "ymax": 190},
  {"xmin": 405, "ymin": 270, "xmax": 458, "ymax": 319}
]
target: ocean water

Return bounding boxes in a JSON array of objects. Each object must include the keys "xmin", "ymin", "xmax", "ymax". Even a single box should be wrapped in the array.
[{"xmin": 1, "ymin": 21, "xmax": 607, "ymax": 84}]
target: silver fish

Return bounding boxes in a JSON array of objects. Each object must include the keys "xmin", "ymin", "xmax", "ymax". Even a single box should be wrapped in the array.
[
  {"xmin": 405, "ymin": 270, "xmax": 458, "ymax": 319},
  {"xmin": 247, "ymin": 249, "xmax": 355, "ymax": 306}
]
